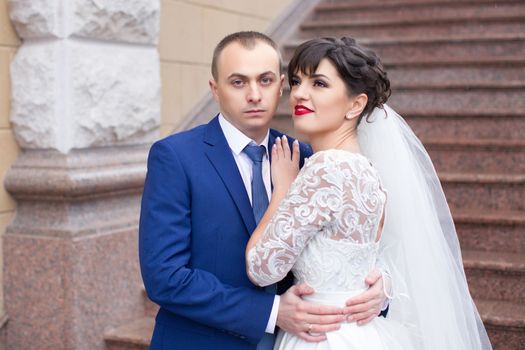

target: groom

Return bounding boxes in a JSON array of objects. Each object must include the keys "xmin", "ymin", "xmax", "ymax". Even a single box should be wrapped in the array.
[{"xmin": 139, "ymin": 31, "xmax": 388, "ymax": 350}]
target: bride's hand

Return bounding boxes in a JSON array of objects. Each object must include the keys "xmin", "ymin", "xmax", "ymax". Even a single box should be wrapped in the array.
[{"xmin": 271, "ymin": 136, "xmax": 300, "ymax": 195}]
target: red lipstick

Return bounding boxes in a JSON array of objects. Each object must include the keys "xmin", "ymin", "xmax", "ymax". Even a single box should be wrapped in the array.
[{"xmin": 294, "ymin": 105, "xmax": 314, "ymax": 116}]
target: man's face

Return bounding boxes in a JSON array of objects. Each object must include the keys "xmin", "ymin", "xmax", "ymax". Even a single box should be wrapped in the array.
[{"xmin": 209, "ymin": 41, "xmax": 284, "ymax": 142}]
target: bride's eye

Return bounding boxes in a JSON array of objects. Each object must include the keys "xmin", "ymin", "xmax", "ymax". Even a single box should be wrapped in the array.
[
  {"xmin": 290, "ymin": 77, "xmax": 301, "ymax": 86},
  {"xmin": 313, "ymin": 79, "xmax": 328, "ymax": 88}
]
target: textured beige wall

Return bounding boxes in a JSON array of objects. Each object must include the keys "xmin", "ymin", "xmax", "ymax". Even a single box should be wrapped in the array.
[
  {"xmin": 0, "ymin": 0, "xmax": 20, "ymax": 317},
  {"xmin": 159, "ymin": 0, "xmax": 294, "ymax": 136}
]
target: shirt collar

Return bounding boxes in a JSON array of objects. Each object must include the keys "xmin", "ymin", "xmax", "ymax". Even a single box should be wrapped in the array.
[{"xmin": 218, "ymin": 113, "xmax": 270, "ymax": 157}]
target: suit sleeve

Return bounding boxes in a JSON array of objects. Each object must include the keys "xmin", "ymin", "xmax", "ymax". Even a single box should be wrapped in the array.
[{"xmin": 139, "ymin": 140, "xmax": 274, "ymax": 344}]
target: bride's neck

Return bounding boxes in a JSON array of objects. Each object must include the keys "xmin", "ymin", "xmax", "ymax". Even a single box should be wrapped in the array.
[{"xmin": 309, "ymin": 128, "xmax": 361, "ymax": 154}]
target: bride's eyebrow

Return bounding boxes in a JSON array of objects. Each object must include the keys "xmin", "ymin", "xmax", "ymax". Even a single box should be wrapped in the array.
[{"xmin": 309, "ymin": 73, "xmax": 331, "ymax": 81}]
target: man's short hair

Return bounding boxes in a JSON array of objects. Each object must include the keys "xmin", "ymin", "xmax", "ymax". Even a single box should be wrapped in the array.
[{"xmin": 211, "ymin": 31, "xmax": 282, "ymax": 80}]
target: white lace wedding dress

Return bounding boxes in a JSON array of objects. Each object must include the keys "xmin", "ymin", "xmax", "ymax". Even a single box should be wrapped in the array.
[{"xmin": 247, "ymin": 149, "xmax": 415, "ymax": 350}]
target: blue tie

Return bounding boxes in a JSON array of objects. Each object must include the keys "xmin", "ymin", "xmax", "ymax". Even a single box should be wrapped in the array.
[
  {"xmin": 243, "ymin": 144, "xmax": 269, "ymax": 225},
  {"xmin": 243, "ymin": 144, "xmax": 276, "ymax": 350}
]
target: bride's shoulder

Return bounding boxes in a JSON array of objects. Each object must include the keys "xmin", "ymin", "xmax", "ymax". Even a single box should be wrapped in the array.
[
  {"xmin": 305, "ymin": 149, "xmax": 371, "ymax": 169},
  {"xmin": 302, "ymin": 150, "xmax": 381, "ymax": 184}
]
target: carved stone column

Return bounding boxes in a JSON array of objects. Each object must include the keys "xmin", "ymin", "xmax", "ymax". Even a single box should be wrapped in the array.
[{"xmin": 4, "ymin": 1, "xmax": 160, "ymax": 349}]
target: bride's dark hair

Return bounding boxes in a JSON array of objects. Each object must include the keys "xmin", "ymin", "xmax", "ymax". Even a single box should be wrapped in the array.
[{"xmin": 287, "ymin": 37, "xmax": 391, "ymax": 124}]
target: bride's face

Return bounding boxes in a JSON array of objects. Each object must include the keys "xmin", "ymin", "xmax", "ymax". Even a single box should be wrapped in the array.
[{"xmin": 289, "ymin": 58, "xmax": 355, "ymax": 138}]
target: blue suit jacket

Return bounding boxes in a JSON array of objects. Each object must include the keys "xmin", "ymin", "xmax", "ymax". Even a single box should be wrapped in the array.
[{"xmin": 139, "ymin": 116, "xmax": 312, "ymax": 349}]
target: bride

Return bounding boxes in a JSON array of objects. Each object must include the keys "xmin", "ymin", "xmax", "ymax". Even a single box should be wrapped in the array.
[{"xmin": 245, "ymin": 37, "xmax": 492, "ymax": 349}]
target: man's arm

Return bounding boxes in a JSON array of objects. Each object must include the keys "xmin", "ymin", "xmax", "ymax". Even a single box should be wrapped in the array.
[{"xmin": 139, "ymin": 140, "xmax": 274, "ymax": 345}]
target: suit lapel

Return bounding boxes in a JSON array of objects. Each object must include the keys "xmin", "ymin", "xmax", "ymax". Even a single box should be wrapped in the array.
[
  {"xmin": 268, "ymin": 132, "xmax": 276, "ymax": 164},
  {"xmin": 204, "ymin": 117, "xmax": 256, "ymax": 234}
]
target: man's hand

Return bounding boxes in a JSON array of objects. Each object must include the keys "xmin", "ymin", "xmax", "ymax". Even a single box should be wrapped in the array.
[
  {"xmin": 277, "ymin": 284, "xmax": 346, "ymax": 342},
  {"xmin": 344, "ymin": 269, "xmax": 386, "ymax": 325}
]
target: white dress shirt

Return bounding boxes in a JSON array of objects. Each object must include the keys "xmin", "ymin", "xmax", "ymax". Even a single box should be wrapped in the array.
[{"xmin": 218, "ymin": 114, "xmax": 280, "ymax": 334}]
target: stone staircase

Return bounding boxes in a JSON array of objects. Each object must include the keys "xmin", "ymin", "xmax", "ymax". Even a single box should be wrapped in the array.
[
  {"xmin": 104, "ymin": 288, "xmax": 157, "ymax": 350},
  {"xmin": 274, "ymin": 0, "xmax": 525, "ymax": 349},
  {"xmin": 104, "ymin": 0, "xmax": 525, "ymax": 348}
]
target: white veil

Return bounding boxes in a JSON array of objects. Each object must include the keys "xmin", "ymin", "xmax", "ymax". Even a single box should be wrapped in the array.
[{"xmin": 358, "ymin": 105, "xmax": 493, "ymax": 349}]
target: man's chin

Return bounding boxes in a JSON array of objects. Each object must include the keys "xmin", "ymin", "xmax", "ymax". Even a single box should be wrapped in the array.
[
  {"xmin": 245, "ymin": 119, "xmax": 272, "ymax": 131},
  {"xmin": 243, "ymin": 111, "xmax": 270, "ymax": 119},
  {"xmin": 243, "ymin": 113, "xmax": 273, "ymax": 124}
]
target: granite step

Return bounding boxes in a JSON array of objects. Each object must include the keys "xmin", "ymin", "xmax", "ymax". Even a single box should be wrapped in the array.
[
  {"xmin": 475, "ymin": 299, "xmax": 525, "ymax": 349},
  {"xmin": 104, "ymin": 317, "xmax": 153, "ymax": 350},
  {"xmin": 300, "ymin": 18, "xmax": 525, "ymax": 41},
  {"xmin": 311, "ymin": 0, "xmax": 525, "ymax": 22},
  {"xmin": 368, "ymin": 34, "xmax": 525, "ymax": 65},
  {"xmin": 283, "ymin": 51, "xmax": 525, "ymax": 70},
  {"xmin": 299, "ymin": 13, "xmax": 525, "ymax": 40},
  {"xmin": 382, "ymin": 55, "xmax": 525, "ymax": 68},
  {"xmin": 388, "ymin": 89, "xmax": 525, "ymax": 116},
  {"xmin": 319, "ymin": 0, "xmax": 516, "ymax": 9},
  {"xmin": 273, "ymin": 105, "xmax": 525, "ymax": 141},
  {"xmin": 423, "ymin": 138, "xmax": 525, "ymax": 174},
  {"xmin": 463, "ymin": 250, "xmax": 525, "ymax": 304},
  {"xmin": 142, "ymin": 286, "xmax": 159, "ymax": 318},
  {"xmin": 272, "ymin": 114, "xmax": 525, "ymax": 176},
  {"xmin": 280, "ymin": 78, "xmax": 525, "ymax": 94},
  {"xmin": 326, "ymin": 0, "xmax": 520, "ymax": 3},
  {"xmin": 387, "ymin": 65, "xmax": 525, "ymax": 89},
  {"xmin": 400, "ymin": 111, "xmax": 525, "ymax": 140},
  {"xmin": 283, "ymin": 34, "xmax": 525, "ymax": 65},
  {"xmin": 282, "ymin": 60, "xmax": 525, "ymax": 86},
  {"xmin": 453, "ymin": 209, "xmax": 525, "ymax": 254},
  {"xmin": 279, "ymin": 84, "xmax": 525, "ymax": 117},
  {"xmin": 440, "ymin": 172, "xmax": 525, "ymax": 211}
]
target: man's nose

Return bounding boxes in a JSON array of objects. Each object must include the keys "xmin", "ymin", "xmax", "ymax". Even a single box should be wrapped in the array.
[{"xmin": 247, "ymin": 83, "xmax": 262, "ymax": 103}]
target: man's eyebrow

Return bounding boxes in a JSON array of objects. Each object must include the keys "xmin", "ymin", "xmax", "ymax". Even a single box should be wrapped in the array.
[
  {"xmin": 259, "ymin": 71, "xmax": 277, "ymax": 77},
  {"xmin": 226, "ymin": 71, "xmax": 278, "ymax": 80},
  {"xmin": 226, "ymin": 73, "xmax": 248, "ymax": 80}
]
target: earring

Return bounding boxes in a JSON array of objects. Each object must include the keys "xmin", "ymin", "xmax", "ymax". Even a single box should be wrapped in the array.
[{"xmin": 279, "ymin": 90, "xmax": 283, "ymax": 96}]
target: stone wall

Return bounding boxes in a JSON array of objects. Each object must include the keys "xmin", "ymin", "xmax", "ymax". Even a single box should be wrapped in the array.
[
  {"xmin": 0, "ymin": 0, "xmax": 20, "ymax": 319},
  {"xmin": 8, "ymin": 0, "xmax": 160, "ymax": 153},
  {"xmin": 159, "ymin": 0, "xmax": 295, "ymax": 136}
]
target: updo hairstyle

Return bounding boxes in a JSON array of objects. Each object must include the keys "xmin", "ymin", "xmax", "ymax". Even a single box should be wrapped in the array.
[{"xmin": 287, "ymin": 37, "xmax": 391, "ymax": 124}]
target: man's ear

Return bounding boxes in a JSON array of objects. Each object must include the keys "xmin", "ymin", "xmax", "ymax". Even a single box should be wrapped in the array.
[
  {"xmin": 279, "ymin": 74, "xmax": 285, "ymax": 96},
  {"xmin": 209, "ymin": 79, "xmax": 219, "ymax": 101},
  {"xmin": 345, "ymin": 93, "xmax": 368, "ymax": 120}
]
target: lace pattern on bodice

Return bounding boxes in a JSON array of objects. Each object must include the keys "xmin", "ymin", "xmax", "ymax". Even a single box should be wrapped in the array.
[{"xmin": 247, "ymin": 150, "xmax": 387, "ymax": 289}]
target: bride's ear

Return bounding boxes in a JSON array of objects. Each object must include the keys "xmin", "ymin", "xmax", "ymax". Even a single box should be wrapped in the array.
[{"xmin": 345, "ymin": 93, "xmax": 368, "ymax": 120}]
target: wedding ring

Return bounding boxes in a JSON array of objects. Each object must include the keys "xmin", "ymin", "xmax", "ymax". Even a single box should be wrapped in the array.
[{"xmin": 307, "ymin": 323, "xmax": 313, "ymax": 333}]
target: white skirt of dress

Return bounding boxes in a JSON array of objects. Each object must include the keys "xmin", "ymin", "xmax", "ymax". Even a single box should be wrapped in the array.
[{"xmin": 274, "ymin": 290, "xmax": 416, "ymax": 350}]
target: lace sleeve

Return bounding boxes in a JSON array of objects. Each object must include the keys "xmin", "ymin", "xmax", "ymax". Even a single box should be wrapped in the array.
[{"xmin": 247, "ymin": 152, "xmax": 353, "ymax": 286}]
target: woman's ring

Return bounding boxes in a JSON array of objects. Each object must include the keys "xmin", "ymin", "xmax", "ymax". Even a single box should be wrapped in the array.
[{"xmin": 307, "ymin": 323, "xmax": 313, "ymax": 333}]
